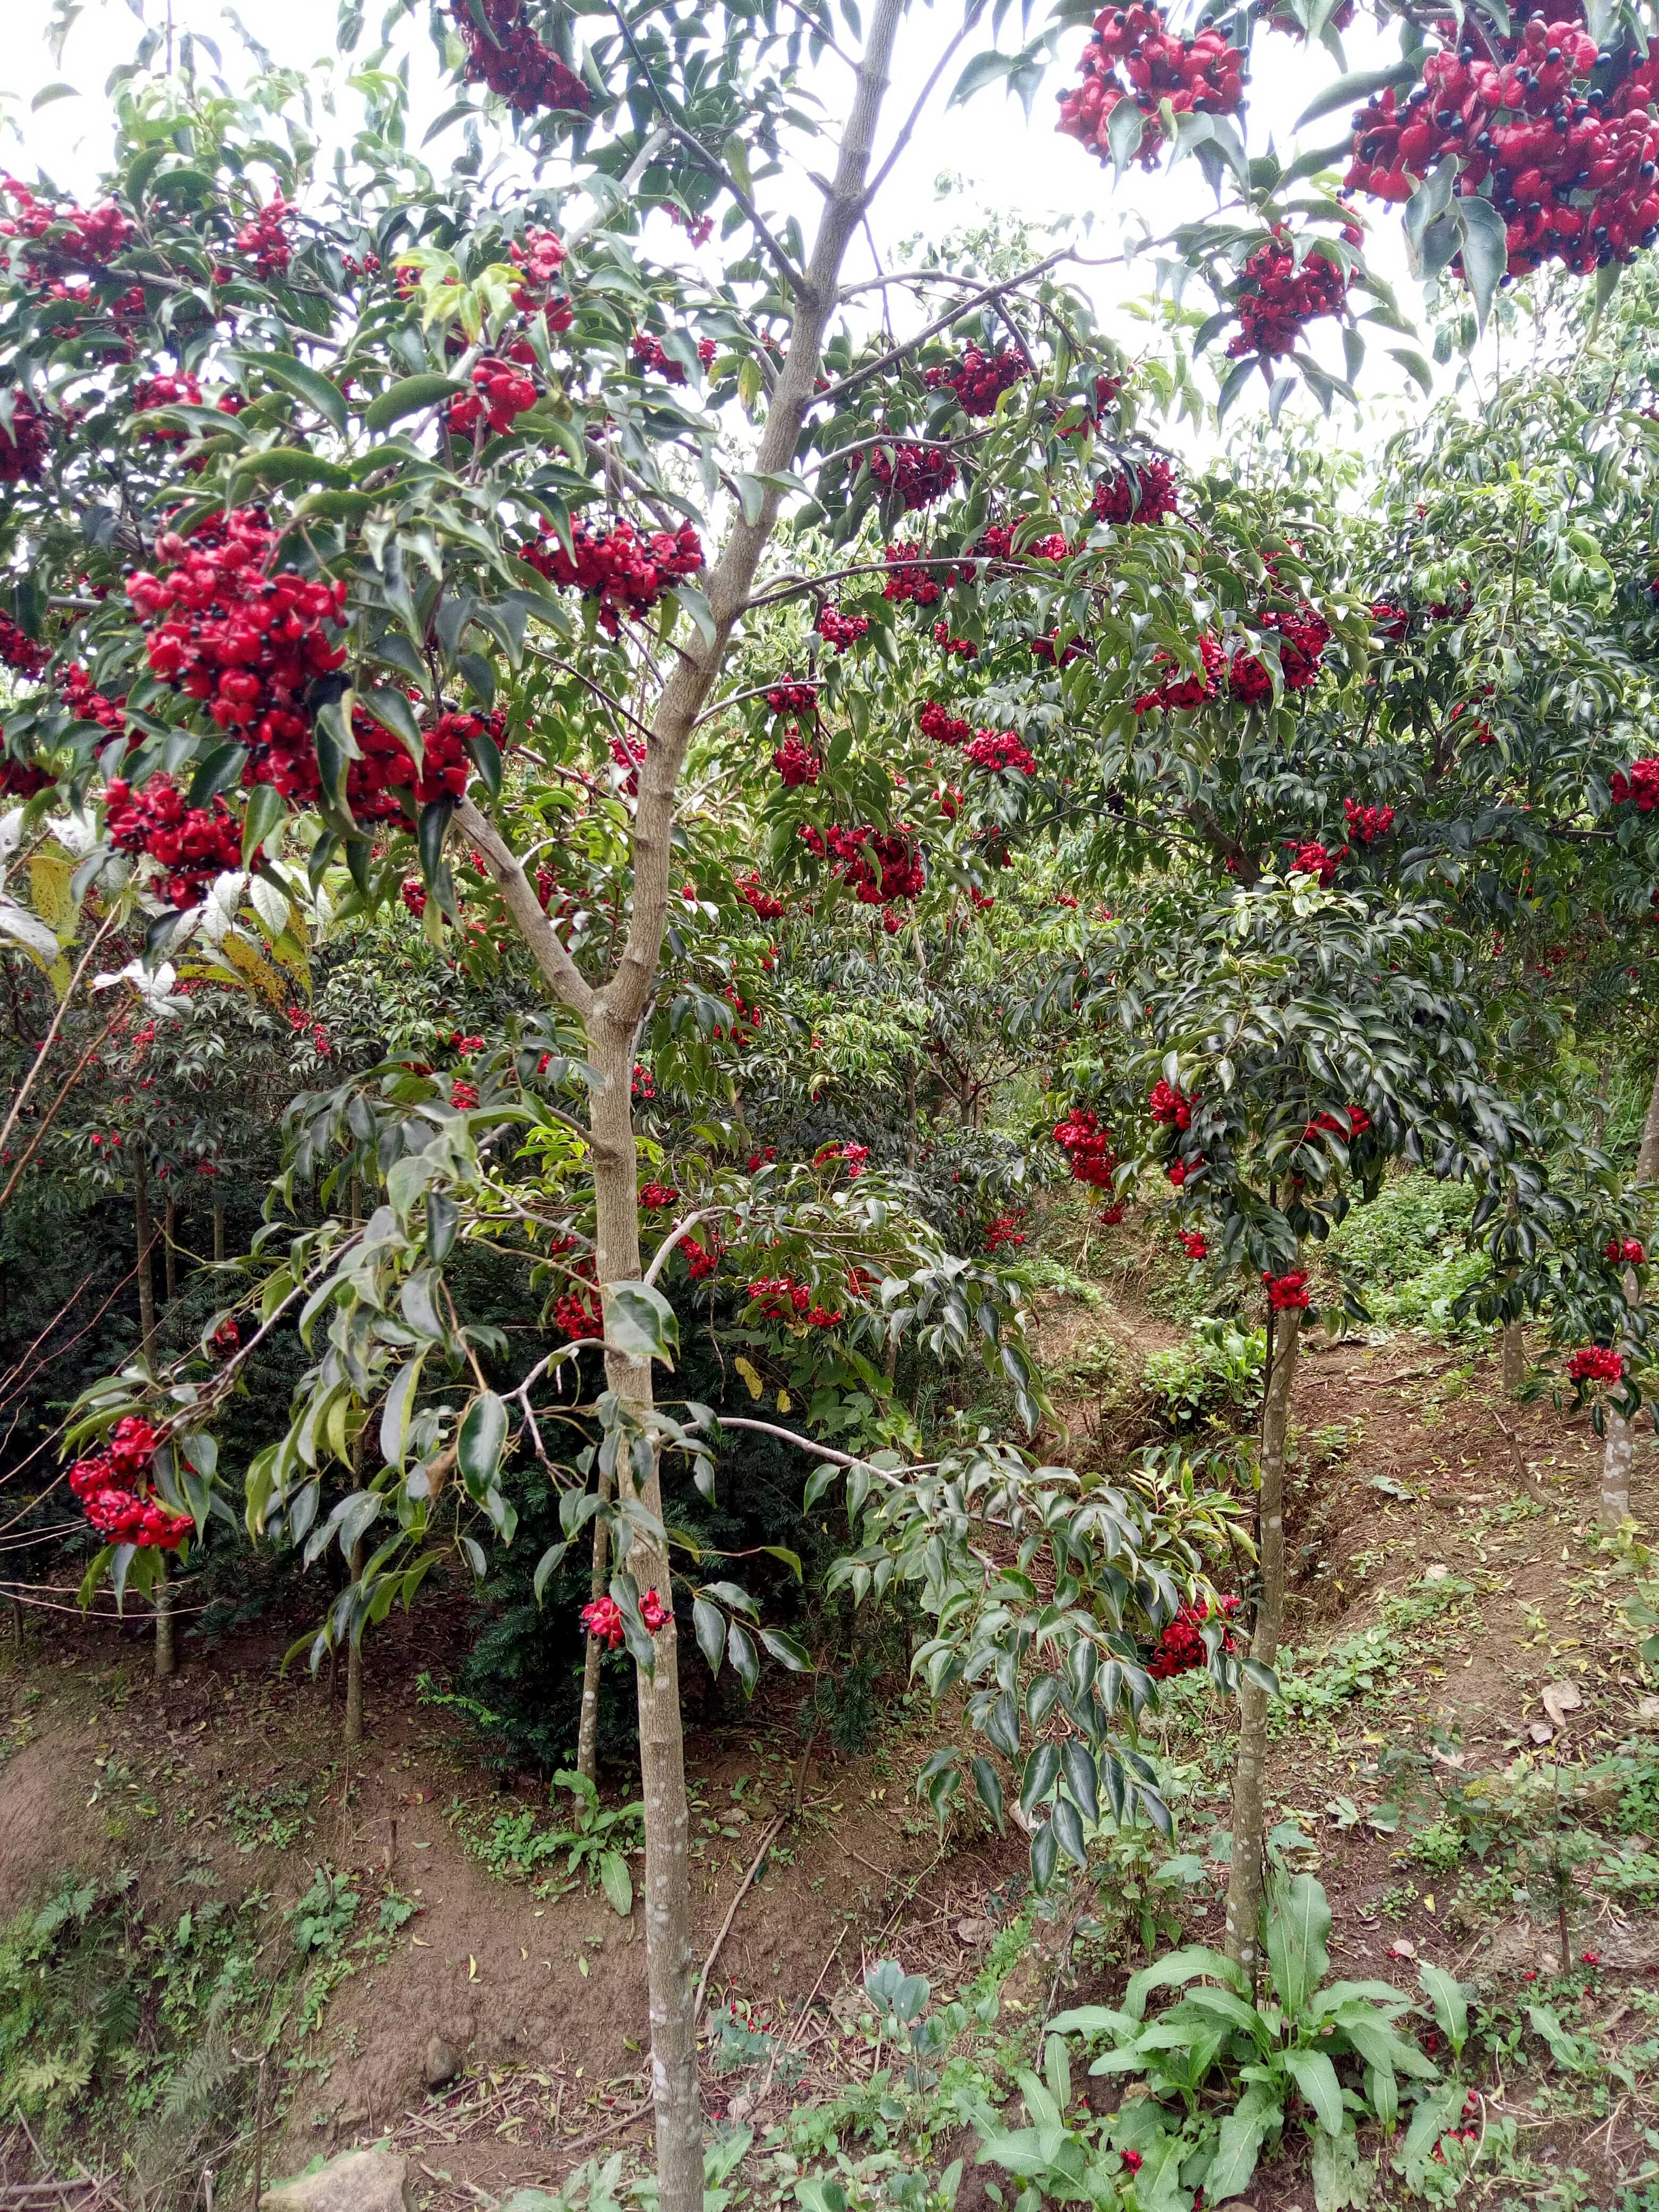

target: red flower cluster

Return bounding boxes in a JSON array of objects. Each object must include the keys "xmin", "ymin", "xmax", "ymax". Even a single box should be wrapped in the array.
[
  {"xmin": 883, "ymin": 542, "xmax": 946, "ymax": 606},
  {"xmin": 581, "ymin": 1594, "xmax": 625, "ymax": 1646},
  {"xmin": 0, "ymin": 176, "xmax": 132, "ymax": 279},
  {"xmin": 869, "ymin": 440, "xmax": 957, "ymax": 509},
  {"xmin": 1263, "ymin": 1270, "xmax": 1311, "ymax": 1310},
  {"xmin": 1611, "ymin": 758, "xmax": 1659, "ymax": 810},
  {"xmin": 923, "ymin": 347, "xmax": 1026, "ymax": 415},
  {"xmin": 448, "ymin": 358, "xmax": 540, "ymax": 437},
  {"xmin": 1133, "ymin": 634, "xmax": 1227, "ymax": 713},
  {"xmin": 1606, "ymin": 1237, "xmax": 1646, "ymax": 1264},
  {"xmin": 815, "ymin": 1140, "xmax": 869, "ymax": 1177},
  {"xmin": 1229, "ymin": 602, "xmax": 1333, "ymax": 700},
  {"xmin": 640, "ymin": 1587, "xmax": 669, "ymax": 1632},
  {"xmin": 984, "ymin": 1211, "xmax": 1028, "ymax": 1251},
  {"xmin": 1303, "ymin": 1104, "xmax": 1371, "ymax": 1142},
  {"xmin": 1344, "ymin": 797, "xmax": 1395, "ymax": 844},
  {"xmin": 551, "ymin": 1279, "xmax": 604, "ymax": 1339},
  {"xmin": 1179, "ymin": 1229, "xmax": 1209, "ymax": 1259},
  {"xmin": 1287, "ymin": 840, "xmax": 1339, "ymax": 885},
  {"xmin": 919, "ymin": 700, "xmax": 972, "ymax": 748},
  {"xmin": 1228, "ymin": 228, "xmax": 1351, "ymax": 359},
  {"xmin": 66, "ymin": 1414, "xmax": 190, "ymax": 1551},
  {"xmin": 0, "ymin": 391, "xmax": 49, "ymax": 483},
  {"xmin": 106, "ymin": 773, "xmax": 243, "ymax": 909},
  {"xmin": 736, "ymin": 870, "xmax": 785, "ymax": 920},
  {"xmin": 1147, "ymin": 1595, "xmax": 1241, "ymax": 1679},
  {"xmin": 630, "ymin": 332, "xmax": 717, "ymax": 381},
  {"xmin": 518, "ymin": 513, "xmax": 703, "ymax": 635},
  {"xmin": 1149, "ymin": 1079, "xmax": 1193, "ymax": 1129},
  {"xmin": 772, "ymin": 731, "xmax": 819, "ymax": 786},
  {"xmin": 641, "ymin": 1181, "xmax": 679, "ymax": 1209},
  {"xmin": 797, "ymin": 821, "xmax": 925, "ymax": 908},
  {"xmin": 1031, "ymin": 626, "xmax": 1090, "ymax": 666},
  {"xmin": 0, "ymin": 614, "xmax": 45, "ymax": 677},
  {"xmin": 816, "ymin": 604, "xmax": 869, "ymax": 651},
  {"xmin": 965, "ymin": 729, "xmax": 1037, "ymax": 775},
  {"xmin": 684, "ymin": 1234, "xmax": 720, "ymax": 1280},
  {"xmin": 1344, "ymin": 15, "xmax": 1659, "ymax": 279},
  {"xmin": 454, "ymin": 0, "xmax": 591, "ymax": 113},
  {"xmin": 62, "ymin": 662, "xmax": 125, "ymax": 734},
  {"xmin": 933, "ymin": 621, "xmax": 978, "ymax": 659},
  {"xmin": 748, "ymin": 1276, "xmax": 843, "ymax": 1327},
  {"xmin": 1092, "ymin": 456, "xmax": 1178, "ymax": 524},
  {"xmin": 233, "ymin": 196, "xmax": 291, "ymax": 278},
  {"xmin": 1568, "ymin": 1343, "xmax": 1625, "ymax": 1384},
  {"xmin": 1054, "ymin": 1108, "xmax": 1118, "ymax": 1188},
  {"xmin": 1057, "ymin": 4, "xmax": 1245, "ymax": 168},
  {"xmin": 766, "ymin": 681, "xmax": 818, "ymax": 715}
]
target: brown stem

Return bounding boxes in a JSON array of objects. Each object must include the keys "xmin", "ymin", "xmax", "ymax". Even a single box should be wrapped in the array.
[
  {"xmin": 344, "ymin": 1531, "xmax": 365, "ymax": 1749},
  {"xmin": 576, "ymin": 1463, "xmax": 613, "ymax": 1784},
  {"xmin": 1502, "ymin": 1319, "xmax": 1524, "ymax": 1395},
  {"xmin": 163, "ymin": 1197, "xmax": 178, "ymax": 1305},
  {"xmin": 1224, "ymin": 1301, "xmax": 1301, "ymax": 1989},
  {"xmin": 1601, "ymin": 1056, "xmax": 1659, "ymax": 1523},
  {"xmin": 154, "ymin": 1554, "xmax": 175, "ymax": 1681},
  {"xmin": 133, "ymin": 1152, "xmax": 157, "ymax": 1362},
  {"xmin": 213, "ymin": 1197, "xmax": 225, "ymax": 1264}
]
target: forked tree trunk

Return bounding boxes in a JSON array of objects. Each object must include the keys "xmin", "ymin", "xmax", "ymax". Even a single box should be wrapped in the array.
[
  {"xmin": 575, "ymin": 1471, "xmax": 611, "ymax": 1784},
  {"xmin": 1601, "ymin": 1058, "xmax": 1659, "ymax": 1523},
  {"xmin": 133, "ymin": 1152, "xmax": 157, "ymax": 1361},
  {"xmin": 588, "ymin": 1011, "xmax": 700, "ymax": 2212},
  {"xmin": 1224, "ymin": 1301, "xmax": 1302, "ymax": 1988},
  {"xmin": 154, "ymin": 1556, "xmax": 175, "ymax": 1681}
]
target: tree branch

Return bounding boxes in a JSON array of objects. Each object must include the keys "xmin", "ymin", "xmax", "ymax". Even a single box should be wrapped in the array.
[{"xmin": 457, "ymin": 795, "xmax": 598, "ymax": 1020}]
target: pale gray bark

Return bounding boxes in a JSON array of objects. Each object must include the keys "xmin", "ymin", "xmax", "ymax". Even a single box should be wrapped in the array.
[
  {"xmin": 154, "ymin": 1559, "xmax": 175, "ymax": 1681},
  {"xmin": 133, "ymin": 1152, "xmax": 157, "ymax": 1362},
  {"xmin": 1601, "ymin": 1058, "xmax": 1659, "ymax": 1523}
]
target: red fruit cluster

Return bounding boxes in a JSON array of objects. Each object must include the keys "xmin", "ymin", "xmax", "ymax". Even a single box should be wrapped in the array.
[
  {"xmin": 518, "ymin": 513, "xmax": 703, "ymax": 635},
  {"xmin": 766, "ymin": 681, "xmax": 818, "ymax": 715},
  {"xmin": 1371, "ymin": 600, "xmax": 1412, "ymax": 643},
  {"xmin": 1053, "ymin": 1108, "xmax": 1118, "ymax": 1188},
  {"xmin": 630, "ymin": 333, "xmax": 717, "ymax": 382},
  {"xmin": 869, "ymin": 440, "xmax": 957, "ymax": 509},
  {"xmin": 747, "ymin": 1146, "xmax": 778, "ymax": 1170},
  {"xmin": 0, "ymin": 392, "xmax": 49, "ymax": 483},
  {"xmin": 684, "ymin": 1234, "xmax": 720, "ymax": 1280},
  {"xmin": 640, "ymin": 1587, "xmax": 669, "ymax": 1632},
  {"xmin": 0, "ymin": 614, "xmax": 45, "ymax": 677},
  {"xmin": 133, "ymin": 372, "xmax": 203, "ymax": 437},
  {"xmin": 233, "ymin": 196, "xmax": 291, "ymax": 278},
  {"xmin": 772, "ymin": 731, "xmax": 819, "ymax": 786},
  {"xmin": 402, "ymin": 877, "xmax": 428, "ymax": 917},
  {"xmin": 1231, "ymin": 602, "xmax": 1333, "ymax": 699},
  {"xmin": 1179, "ymin": 1229, "xmax": 1209, "ymax": 1259},
  {"xmin": 1568, "ymin": 1343, "xmax": 1624, "ymax": 1382},
  {"xmin": 1287, "ymin": 840, "xmax": 1340, "ymax": 885},
  {"xmin": 968, "ymin": 522, "xmax": 1069, "ymax": 568},
  {"xmin": 816, "ymin": 604, "xmax": 869, "ymax": 651},
  {"xmin": 815, "ymin": 1140, "xmax": 869, "ymax": 1177},
  {"xmin": 1606, "ymin": 1237, "xmax": 1646, "ymax": 1264},
  {"xmin": 503, "ymin": 227, "xmax": 575, "ymax": 347},
  {"xmin": 984, "ymin": 1211, "xmax": 1028, "ymax": 1251},
  {"xmin": 883, "ymin": 542, "xmax": 946, "ymax": 605},
  {"xmin": 582, "ymin": 1594, "xmax": 624, "ymax": 1646},
  {"xmin": 1147, "ymin": 1595, "xmax": 1241, "ymax": 1679},
  {"xmin": 923, "ymin": 347, "xmax": 1026, "ymax": 415},
  {"xmin": 1344, "ymin": 797, "xmax": 1395, "ymax": 844},
  {"xmin": 1344, "ymin": 15, "xmax": 1659, "ymax": 279},
  {"xmin": 210, "ymin": 1317, "xmax": 240, "ymax": 1356},
  {"xmin": 1228, "ymin": 228, "xmax": 1351, "ymax": 359},
  {"xmin": 454, "ymin": 0, "xmax": 591, "ymax": 113},
  {"xmin": 125, "ymin": 508, "xmax": 348, "ymax": 774},
  {"xmin": 798, "ymin": 821, "xmax": 925, "ymax": 908},
  {"xmin": 1092, "ymin": 456, "xmax": 1178, "ymax": 524},
  {"xmin": 641, "ymin": 1181, "xmax": 679, "ymax": 1209},
  {"xmin": 62, "ymin": 662, "xmax": 125, "ymax": 734},
  {"xmin": 1031, "ymin": 626, "xmax": 1090, "ymax": 666},
  {"xmin": 933, "ymin": 622, "xmax": 978, "ymax": 659},
  {"xmin": 0, "ymin": 176, "xmax": 132, "ymax": 280},
  {"xmin": 1057, "ymin": 5, "xmax": 1246, "ymax": 168},
  {"xmin": 448, "ymin": 358, "xmax": 539, "ymax": 437},
  {"xmin": 1611, "ymin": 758, "xmax": 1659, "ymax": 809},
  {"xmin": 106, "ymin": 774, "xmax": 243, "ymax": 909},
  {"xmin": 748, "ymin": 1276, "xmax": 843, "ymax": 1327},
  {"xmin": 66, "ymin": 1414, "xmax": 190, "ymax": 1551},
  {"xmin": 1149, "ymin": 1079, "xmax": 1193, "ymax": 1129},
  {"xmin": 966, "ymin": 729, "xmax": 1037, "ymax": 775},
  {"xmin": 918, "ymin": 700, "xmax": 971, "ymax": 748},
  {"xmin": 1303, "ymin": 1104, "xmax": 1372, "ymax": 1142},
  {"xmin": 633, "ymin": 1063, "xmax": 656, "ymax": 1101},
  {"xmin": 1133, "ymin": 635, "xmax": 1227, "ymax": 715},
  {"xmin": 551, "ymin": 1278, "xmax": 604, "ymax": 1339},
  {"xmin": 736, "ymin": 870, "xmax": 785, "ymax": 920},
  {"xmin": 1263, "ymin": 1270, "xmax": 1311, "ymax": 1310},
  {"xmin": 0, "ymin": 757, "xmax": 51, "ymax": 799}
]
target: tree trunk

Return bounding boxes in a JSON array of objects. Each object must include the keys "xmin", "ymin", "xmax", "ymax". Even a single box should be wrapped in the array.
[
  {"xmin": 213, "ymin": 1197, "xmax": 225, "ymax": 1264},
  {"xmin": 588, "ymin": 1011, "xmax": 701, "ymax": 2212},
  {"xmin": 344, "ymin": 1538, "xmax": 365, "ymax": 1750},
  {"xmin": 1502, "ymin": 1320, "xmax": 1524, "ymax": 1394},
  {"xmin": 575, "ymin": 1469, "xmax": 612, "ymax": 1784},
  {"xmin": 1224, "ymin": 1301, "xmax": 1302, "ymax": 1988},
  {"xmin": 1601, "ymin": 1057, "xmax": 1659, "ymax": 1523},
  {"xmin": 154, "ymin": 1557, "xmax": 175, "ymax": 1681},
  {"xmin": 163, "ymin": 1197, "xmax": 178, "ymax": 1305},
  {"xmin": 133, "ymin": 1152, "xmax": 157, "ymax": 1362}
]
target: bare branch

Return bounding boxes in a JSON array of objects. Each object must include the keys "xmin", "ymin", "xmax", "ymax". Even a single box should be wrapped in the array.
[{"xmin": 457, "ymin": 795, "xmax": 598, "ymax": 1020}]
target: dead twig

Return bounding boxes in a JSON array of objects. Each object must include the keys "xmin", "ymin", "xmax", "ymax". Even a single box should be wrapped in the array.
[{"xmin": 695, "ymin": 1813, "xmax": 786, "ymax": 2020}]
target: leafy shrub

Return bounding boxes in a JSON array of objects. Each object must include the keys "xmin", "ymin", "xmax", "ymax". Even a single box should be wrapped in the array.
[{"xmin": 1143, "ymin": 1319, "xmax": 1266, "ymax": 1430}]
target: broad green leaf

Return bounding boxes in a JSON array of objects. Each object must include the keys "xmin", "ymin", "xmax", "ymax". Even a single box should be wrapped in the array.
[{"xmin": 457, "ymin": 1392, "xmax": 508, "ymax": 1489}]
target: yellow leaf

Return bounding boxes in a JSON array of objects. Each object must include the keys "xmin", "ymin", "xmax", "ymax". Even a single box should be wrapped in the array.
[
  {"xmin": 27, "ymin": 854, "xmax": 73, "ymax": 934},
  {"xmin": 468, "ymin": 1954, "xmax": 478, "ymax": 1980},
  {"xmin": 221, "ymin": 933, "xmax": 287, "ymax": 1006},
  {"xmin": 734, "ymin": 1356, "xmax": 764, "ymax": 1402},
  {"xmin": 776, "ymin": 1388, "xmax": 791, "ymax": 1414}
]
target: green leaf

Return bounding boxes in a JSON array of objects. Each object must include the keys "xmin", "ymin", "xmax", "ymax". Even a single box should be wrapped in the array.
[
  {"xmin": 692, "ymin": 1595, "xmax": 727, "ymax": 1675},
  {"xmin": 970, "ymin": 1756, "xmax": 1004, "ymax": 1832},
  {"xmin": 31, "ymin": 82, "xmax": 80, "ymax": 109},
  {"xmin": 379, "ymin": 1355, "xmax": 425, "ymax": 1471},
  {"xmin": 760, "ymin": 1627, "xmax": 811, "ymax": 1671},
  {"xmin": 242, "ymin": 780, "xmax": 284, "ymax": 865},
  {"xmin": 457, "ymin": 1392, "xmax": 508, "ymax": 1490},
  {"xmin": 1206, "ymin": 2080, "xmax": 1279, "ymax": 2199},
  {"xmin": 364, "ymin": 373, "xmax": 466, "ymax": 432},
  {"xmin": 1284, "ymin": 2047, "xmax": 1344, "ymax": 2134},
  {"xmin": 426, "ymin": 1190, "xmax": 459, "ymax": 1264},
  {"xmin": 605, "ymin": 1282, "xmax": 680, "ymax": 1364},
  {"xmin": 599, "ymin": 1849, "xmax": 634, "ymax": 1917},
  {"xmin": 1311, "ymin": 2121, "xmax": 1372, "ymax": 2212},
  {"xmin": 949, "ymin": 48, "xmax": 1015, "ymax": 104},
  {"xmin": 1267, "ymin": 1872, "xmax": 1331, "ymax": 2018},
  {"xmin": 1456, "ymin": 196, "xmax": 1509, "ymax": 334},
  {"xmin": 727, "ymin": 1620, "xmax": 759, "ymax": 1696},
  {"xmin": 242, "ymin": 351, "xmax": 349, "ymax": 437},
  {"xmin": 230, "ymin": 446, "xmax": 354, "ymax": 494},
  {"xmin": 1294, "ymin": 59, "xmax": 1419, "ymax": 132},
  {"xmin": 532, "ymin": 1541, "xmax": 568, "ymax": 1604},
  {"xmin": 1418, "ymin": 1963, "xmax": 1467, "ymax": 2058}
]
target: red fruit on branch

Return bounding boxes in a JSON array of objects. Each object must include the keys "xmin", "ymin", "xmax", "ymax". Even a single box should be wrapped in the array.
[
  {"xmin": 640, "ymin": 1587, "xmax": 670, "ymax": 1632},
  {"xmin": 1263, "ymin": 1270, "xmax": 1310, "ymax": 1310},
  {"xmin": 882, "ymin": 541, "xmax": 949, "ymax": 605},
  {"xmin": 640, "ymin": 1181, "xmax": 680, "ymax": 1209},
  {"xmin": 0, "ymin": 614, "xmax": 45, "ymax": 677},
  {"xmin": 766, "ymin": 681, "xmax": 818, "ymax": 715},
  {"xmin": 630, "ymin": 332, "xmax": 717, "ymax": 382},
  {"xmin": 918, "ymin": 700, "xmax": 972, "ymax": 747},
  {"xmin": 1227, "ymin": 227, "xmax": 1350, "ymax": 359},
  {"xmin": 772, "ymin": 731, "xmax": 819, "ymax": 786},
  {"xmin": 1179, "ymin": 1229, "xmax": 1209, "ymax": 1259},
  {"xmin": 984, "ymin": 1211, "xmax": 1028, "ymax": 1251},
  {"xmin": 735, "ymin": 870, "xmax": 785, "ymax": 920},
  {"xmin": 518, "ymin": 512, "xmax": 703, "ymax": 634},
  {"xmin": 1147, "ymin": 1595, "xmax": 1240, "ymax": 1678},
  {"xmin": 581, "ymin": 1594, "xmax": 625, "ymax": 1647},
  {"xmin": 1611, "ymin": 758, "xmax": 1659, "ymax": 810},
  {"xmin": 923, "ymin": 346, "xmax": 1026, "ymax": 416},
  {"xmin": 453, "ymin": 0, "xmax": 591, "ymax": 113},
  {"xmin": 1606, "ymin": 1236, "xmax": 1646, "ymax": 1264},
  {"xmin": 815, "ymin": 604, "xmax": 869, "ymax": 651},
  {"xmin": 868, "ymin": 440, "xmax": 957, "ymax": 509},
  {"xmin": 1149, "ymin": 1078, "xmax": 1194, "ymax": 1129},
  {"xmin": 1344, "ymin": 797, "xmax": 1395, "ymax": 844},
  {"xmin": 1286, "ymin": 839, "xmax": 1340, "ymax": 886},
  {"xmin": 1568, "ymin": 1344, "xmax": 1624, "ymax": 1384},
  {"xmin": 106, "ymin": 773, "xmax": 245, "ymax": 909},
  {"xmin": 1053, "ymin": 1107, "xmax": 1118, "ymax": 1188},
  {"xmin": 932, "ymin": 620, "xmax": 978, "ymax": 659},
  {"xmin": 0, "ymin": 391, "xmax": 50, "ymax": 482},
  {"xmin": 965, "ymin": 728, "xmax": 1037, "ymax": 776},
  {"xmin": 448, "ymin": 358, "xmax": 540, "ymax": 437},
  {"xmin": 1091, "ymin": 455, "xmax": 1178, "ymax": 524},
  {"xmin": 1133, "ymin": 634, "xmax": 1226, "ymax": 713},
  {"xmin": 1057, "ymin": 4, "xmax": 1245, "ymax": 169}
]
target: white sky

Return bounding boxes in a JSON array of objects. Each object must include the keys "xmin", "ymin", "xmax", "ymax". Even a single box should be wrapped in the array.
[{"xmin": 2, "ymin": 0, "xmax": 1438, "ymax": 436}]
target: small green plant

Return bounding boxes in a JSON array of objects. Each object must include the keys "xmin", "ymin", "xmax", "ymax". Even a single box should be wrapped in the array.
[
  {"xmin": 1143, "ymin": 1318, "xmax": 1266, "ymax": 1430},
  {"xmin": 287, "ymin": 1866, "xmax": 359, "ymax": 1956},
  {"xmin": 466, "ymin": 1773, "xmax": 643, "ymax": 1913}
]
